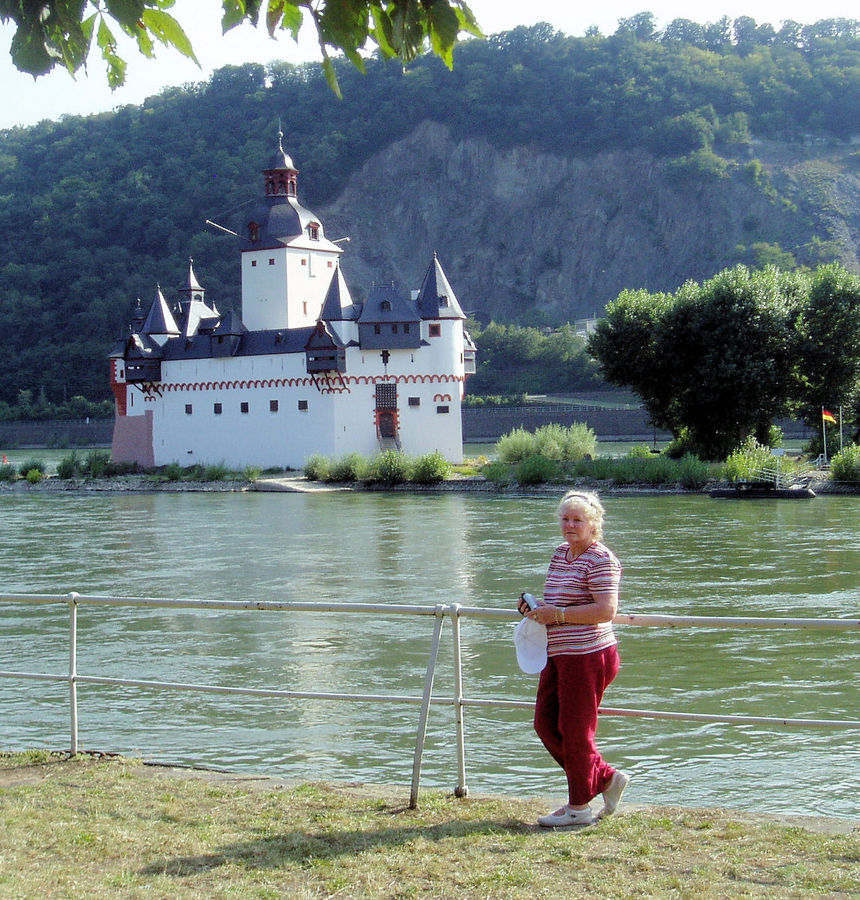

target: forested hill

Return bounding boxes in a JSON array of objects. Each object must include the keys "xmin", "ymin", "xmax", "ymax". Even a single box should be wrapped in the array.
[{"xmin": 0, "ymin": 15, "xmax": 858, "ymax": 404}]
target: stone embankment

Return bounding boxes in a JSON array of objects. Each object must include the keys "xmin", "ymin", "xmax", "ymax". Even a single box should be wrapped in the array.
[{"xmin": 3, "ymin": 470, "xmax": 857, "ymax": 495}]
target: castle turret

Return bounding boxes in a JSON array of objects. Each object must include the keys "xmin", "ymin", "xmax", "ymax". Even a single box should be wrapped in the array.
[{"xmin": 240, "ymin": 130, "xmax": 344, "ymax": 332}]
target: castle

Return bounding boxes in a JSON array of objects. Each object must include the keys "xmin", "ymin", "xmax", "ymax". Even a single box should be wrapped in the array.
[{"xmin": 110, "ymin": 133, "xmax": 476, "ymax": 470}]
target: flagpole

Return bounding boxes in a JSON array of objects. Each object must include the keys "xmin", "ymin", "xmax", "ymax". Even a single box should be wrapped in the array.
[
  {"xmin": 821, "ymin": 406, "xmax": 828, "ymax": 465},
  {"xmin": 839, "ymin": 406, "xmax": 843, "ymax": 454}
]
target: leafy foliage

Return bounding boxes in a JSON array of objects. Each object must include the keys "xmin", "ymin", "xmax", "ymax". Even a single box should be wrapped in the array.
[
  {"xmin": 497, "ymin": 424, "xmax": 597, "ymax": 464},
  {"xmin": 0, "ymin": 18, "xmax": 858, "ymax": 406},
  {"xmin": 830, "ymin": 444, "xmax": 860, "ymax": 481},
  {"xmin": 588, "ymin": 264, "xmax": 860, "ymax": 460},
  {"xmin": 0, "ymin": 0, "xmax": 481, "ymax": 96}
]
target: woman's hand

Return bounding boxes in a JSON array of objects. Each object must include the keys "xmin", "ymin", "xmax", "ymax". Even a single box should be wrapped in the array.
[{"xmin": 527, "ymin": 603, "xmax": 562, "ymax": 626}]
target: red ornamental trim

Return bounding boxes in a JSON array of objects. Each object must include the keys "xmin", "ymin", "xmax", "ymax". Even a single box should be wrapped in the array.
[
  {"xmin": 433, "ymin": 393, "xmax": 452, "ymax": 402},
  {"xmin": 155, "ymin": 373, "xmax": 464, "ymax": 392}
]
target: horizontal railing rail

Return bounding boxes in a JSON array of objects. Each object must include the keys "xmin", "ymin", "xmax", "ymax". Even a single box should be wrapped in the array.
[{"xmin": 1, "ymin": 592, "xmax": 858, "ymax": 808}]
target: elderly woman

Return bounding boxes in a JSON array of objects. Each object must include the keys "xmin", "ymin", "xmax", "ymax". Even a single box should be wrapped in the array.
[{"xmin": 518, "ymin": 489, "xmax": 629, "ymax": 827}]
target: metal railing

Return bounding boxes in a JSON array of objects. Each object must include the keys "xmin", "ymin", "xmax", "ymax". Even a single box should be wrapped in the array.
[{"xmin": 1, "ymin": 592, "xmax": 858, "ymax": 808}]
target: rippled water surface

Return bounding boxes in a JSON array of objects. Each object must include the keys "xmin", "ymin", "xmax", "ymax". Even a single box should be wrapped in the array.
[{"xmin": 1, "ymin": 490, "xmax": 857, "ymax": 818}]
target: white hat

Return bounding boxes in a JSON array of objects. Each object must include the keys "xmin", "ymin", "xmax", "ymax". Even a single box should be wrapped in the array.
[{"xmin": 514, "ymin": 616, "xmax": 548, "ymax": 674}]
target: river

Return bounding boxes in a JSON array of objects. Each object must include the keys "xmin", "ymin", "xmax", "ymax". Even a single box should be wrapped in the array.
[{"xmin": 1, "ymin": 489, "xmax": 857, "ymax": 818}]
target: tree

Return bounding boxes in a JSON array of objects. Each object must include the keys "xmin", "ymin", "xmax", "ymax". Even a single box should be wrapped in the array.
[
  {"xmin": 588, "ymin": 267, "xmax": 806, "ymax": 460},
  {"xmin": 0, "ymin": 0, "xmax": 481, "ymax": 96},
  {"xmin": 793, "ymin": 264, "xmax": 860, "ymax": 430}
]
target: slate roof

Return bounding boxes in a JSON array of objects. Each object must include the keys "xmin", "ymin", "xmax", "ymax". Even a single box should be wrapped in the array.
[
  {"xmin": 357, "ymin": 282, "xmax": 420, "ymax": 325},
  {"xmin": 142, "ymin": 287, "xmax": 180, "ymax": 337},
  {"xmin": 416, "ymin": 254, "xmax": 466, "ymax": 320}
]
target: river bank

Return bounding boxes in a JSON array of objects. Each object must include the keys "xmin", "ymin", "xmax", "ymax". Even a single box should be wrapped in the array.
[{"xmin": 1, "ymin": 469, "xmax": 856, "ymax": 495}]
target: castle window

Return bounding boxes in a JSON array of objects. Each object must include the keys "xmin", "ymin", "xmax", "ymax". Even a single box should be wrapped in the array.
[
  {"xmin": 440, "ymin": 295, "xmax": 449, "ymax": 307},
  {"xmin": 436, "ymin": 405, "xmax": 450, "ymax": 414},
  {"xmin": 251, "ymin": 260, "xmax": 257, "ymax": 267},
  {"xmin": 408, "ymin": 397, "xmax": 420, "ymax": 407},
  {"xmin": 392, "ymin": 324, "xmax": 398, "ymax": 334},
  {"xmin": 302, "ymin": 301, "xmax": 307, "ymax": 316},
  {"xmin": 298, "ymin": 400, "xmax": 309, "ymax": 411},
  {"xmin": 404, "ymin": 324, "xmax": 410, "ymax": 333},
  {"xmin": 328, "ymin": 260, "xmax": 333, "ymax": 267},
  {"xmin": 308, "ymin": 223, "xmax": 320, "ymax": 240},
  {"xmin": 268, "ymin": 258, "xmax": 275, "ymax": 265},
  {"xmin": 214, "ymin": 402, "xmax": 222, "ymax": 415},
  {"xmin": 248, "ymin": 222, "xmax": 260, "ymax": 241},
  {"xmin": 374, "ymin": 324, "xmax": 381, "ymax": 335},
  {"xmin": 429, "ymin": 324, "xmax": 441, "ymax": 337},
  {"xmin": 301, "ymin": 258, "xmax": 307, "ymax": 266},
  {"xmin": 240, "ymin": 402, "xmax": 249, "ymax": 414},
  {"xmin": 270, "ymin": 399, "xmax": 279, "ymax": 412},
  {"xmin": 185, "ymin": 404, "xmax": 193, "ymax": 415},
  {"xmin": 381, "ymin": 300, "xmax": 392, "ymax": 311}
]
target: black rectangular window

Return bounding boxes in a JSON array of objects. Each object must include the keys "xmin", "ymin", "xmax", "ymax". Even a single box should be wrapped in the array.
[
  {"xmin": 408, "ymin": 397, "xmax": 420, "ymax": 407},
  {"xmin": 214, "ymin": 402, "xmax": 222, "ymax": 415},
  {"xmin": 240, "ymin": 402, "xmax": 249, "ymax": 414},
  {"xmin": 429, "ymin": 324, "xmax": 441, "ymax": 337},
  {"xmin": 269, "ymin": 400, "xmax": 279, "ymax": 412},
  {"xmin": 436, "ymin": 405, "xmax": 449, "ymax": 414},
  {"xmin": 185, "ymin": 404, "xmax": 193, "ymax": 415},
  {"xmin": 298, "ymin": 400, "xmax": 308, "ymax": 411}
]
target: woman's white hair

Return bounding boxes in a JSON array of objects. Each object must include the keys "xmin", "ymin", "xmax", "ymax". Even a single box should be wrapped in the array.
[{"xmin": 556, "ymin": 490, "xmax": 605, "ymax": 541}]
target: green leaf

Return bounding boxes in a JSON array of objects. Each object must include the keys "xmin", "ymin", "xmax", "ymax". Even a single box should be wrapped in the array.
[
  {"xmin": 266, "ymin": 0, "xmax": 303, "ymax": 38},
  {"xmin": 322, "ymin": 56, "xmax": 342, "ymax": 99},
  {"xmin": 140, "ymin": 7, "xmax": 199, "ymax": 64},
  {"xmin": 426, "ymin": 1, "xmax": 460, "ymax": 68},
  {"xmin": 104, "ymin": 0, "xmax": 147, "ymax": 30},
  {"xmin": 222, "ymin": 0, "xmax": 251, "ymax": 31}
]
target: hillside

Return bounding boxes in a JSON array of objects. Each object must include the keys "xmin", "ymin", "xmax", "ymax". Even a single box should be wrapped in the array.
[
  {"xmin": 0, "ymin": 18, "xmax": 858, "ymax": 404},
  {"xmin": 321, "ymin": 123, "xmax": 860, "ymax": 323}
]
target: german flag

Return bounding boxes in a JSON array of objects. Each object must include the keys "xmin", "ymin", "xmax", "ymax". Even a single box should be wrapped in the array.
[{"xmin": 822, "ymin": 409, "xmax": 837, "ymax": 425}]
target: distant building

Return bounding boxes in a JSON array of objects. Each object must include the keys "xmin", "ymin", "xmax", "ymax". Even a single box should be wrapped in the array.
[{"xmin": 110, "ymin": 133, "xmax": 476, "ymax": 469}]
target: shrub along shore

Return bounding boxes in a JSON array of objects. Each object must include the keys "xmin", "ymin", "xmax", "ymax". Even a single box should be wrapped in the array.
[{"xmin": 1, "ymin": 427, "xmax": 858, "ymax": 495}]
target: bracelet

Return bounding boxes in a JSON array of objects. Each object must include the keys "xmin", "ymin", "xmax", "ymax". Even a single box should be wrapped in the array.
[{"xmin": 555, "ymin": 607, "xmax": 564, "ymax": 625}]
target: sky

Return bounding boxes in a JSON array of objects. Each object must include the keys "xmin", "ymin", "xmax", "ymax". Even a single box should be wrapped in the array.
[{"xmin": 1, "ymin": 0, "xmax": 857, "ymax": 130}]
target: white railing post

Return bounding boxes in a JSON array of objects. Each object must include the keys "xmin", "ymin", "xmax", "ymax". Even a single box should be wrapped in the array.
[
  {"xmin": 449, "ymin": 603, "xmax": 469, "ymax": 798},
  {"xmin": 409, "ymin": 604, "xmax": 446, "ymax": 809},
  {"xmin": 67, "ymin": 592, "xmax": 79, "ymax": 756}
]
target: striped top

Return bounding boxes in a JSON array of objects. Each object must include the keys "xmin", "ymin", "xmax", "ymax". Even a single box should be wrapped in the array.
[{"xmin": 543, "ymin": 540, "xmax": 622, "ymax": 657}]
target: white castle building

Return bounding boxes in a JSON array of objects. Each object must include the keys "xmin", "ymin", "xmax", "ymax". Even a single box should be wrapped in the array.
[{"xmin": 110, "ymin": 134, "xmax": 476, "ymax": 470}]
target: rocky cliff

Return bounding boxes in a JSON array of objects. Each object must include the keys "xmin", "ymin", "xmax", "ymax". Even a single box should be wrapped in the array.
[{"xmin": 320, "ymin": 121, "xmax": 859, "ymax": 323}]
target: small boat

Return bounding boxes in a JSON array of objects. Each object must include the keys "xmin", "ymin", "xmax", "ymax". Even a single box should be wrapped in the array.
[{"xmin": 709, "ymin": 481, "xmax": 816, "ymax": 500}]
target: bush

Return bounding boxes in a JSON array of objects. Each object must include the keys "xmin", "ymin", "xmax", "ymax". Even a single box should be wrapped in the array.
[
  {"xmin": 328, "ymin": 453, "xmax": 368, "ymax": 482},
  {"xmin": 84, "ymin": 450, "xmax": 111, "ymax": 479},
  {"xmin": 17, "ymin": 458, "xmax": 46, "ymax": 477},
  {"xmin": 243, "ymin": 466, "xmax": 261, "ymax": 482},
  {"xmin": 724, "ymin": 437, "xmax": 774, "ymax": 482},
  {"xmin": 0, "ymin": 463, "xmax": 16, "ymax": 482},
  {"xmin": 366, "ymin": 451, "xmax": 409, "ymax": 486},
  {"xmin": 56, "ymin": 452, "xmax": 82, "ymax": 479},
  {"xmin": 411, "ymin": 451, "xmax": 450, "ymax": 484},
  {"xmin": 831, "ymin": 444, "xmax": 860, "ymax": 481},
  {"xmin": 626, "ymin": 444, "xmax": 654, "ymax": 459},
  {"xmin": 163, "ymin": 462, "xmax": 184, "ymax": 482},
  {"xmin": 497, "ymin": 423, "xmax": 597, "ymax": 464},
  {"xmin": 497, "ymin": 428, "xmax": 535, "ymax": 463},
  {"xmin": 516, "ymin": 454, "xmax": 560, "ymax": 485},
  {"xmin": 304, "ymin": 454, "xmax": 330, "ymax": 481},
  {"xmin": 482, "ymin": 460, "xmax": 511, "ymax": 485},
  {"xmin": 25, "ymin": 468, "xmax": 43, "ymax": 484},
  {"xmin": 201, "ymin": 463, "xmax": 230, "ymax": 481},
  {"xmin": 675, "ymin": 454, "xmax": 712, "ymax": 489}
]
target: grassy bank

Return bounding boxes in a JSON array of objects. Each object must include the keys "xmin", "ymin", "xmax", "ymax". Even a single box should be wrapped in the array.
[{"xmin": 0, "ymin": 752, "xmax": 856, "ymax": 899}]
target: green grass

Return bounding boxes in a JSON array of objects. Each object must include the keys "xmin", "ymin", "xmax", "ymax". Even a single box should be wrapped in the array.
[{"xmin": 0, "ymin": 752, "xmax": 856, "ymax": 899}]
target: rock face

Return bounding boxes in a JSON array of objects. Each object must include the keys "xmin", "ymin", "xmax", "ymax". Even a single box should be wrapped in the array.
[{"xmin": 320, "ymin": 121, "xmax": 859, "ymax": 323}]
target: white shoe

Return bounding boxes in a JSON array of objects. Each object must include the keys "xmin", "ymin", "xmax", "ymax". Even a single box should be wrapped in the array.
[
  {"xmin": 537, "ymin": 805, "xmax": 594, "ymax": 828},
  {"xmin": 599, "ymin": 770, "xmax": 630, "ymax": 818}
]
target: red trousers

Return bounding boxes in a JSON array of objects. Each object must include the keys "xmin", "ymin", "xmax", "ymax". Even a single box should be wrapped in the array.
[{"xmin": 533, "ymin": 645, "xmax": 620, "ymax": 806}]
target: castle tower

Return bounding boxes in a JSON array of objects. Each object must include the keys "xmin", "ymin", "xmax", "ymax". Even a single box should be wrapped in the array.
[{"xmin": 240, "ymin": 130, "xmax": 344, "ymax": 331}]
